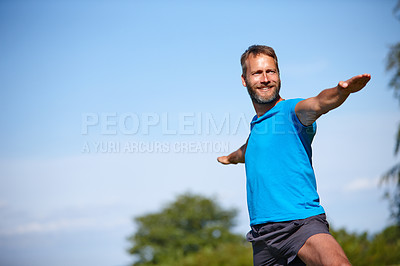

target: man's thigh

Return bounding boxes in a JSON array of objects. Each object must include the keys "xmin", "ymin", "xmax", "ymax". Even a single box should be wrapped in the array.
[
  {"xmin": 252, "ymin": 241, "xmax": 289, "ymax": 266},
  {"xmin": 247, "ymin": 214, "xmax": 330, "ymax": 265},
  {"xmin": 297, "ymin": 233, "xmax": 351, "ymax": 266}
]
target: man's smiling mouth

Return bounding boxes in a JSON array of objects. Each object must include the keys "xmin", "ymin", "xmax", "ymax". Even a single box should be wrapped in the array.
[{"xmin": 257, "ymin": 86, "xmax": 274, "ymax": 90}]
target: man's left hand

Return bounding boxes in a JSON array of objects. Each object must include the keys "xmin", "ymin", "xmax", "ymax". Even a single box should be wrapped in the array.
[{"xmin": 338, "ymin": 74, "xmax": 371, "ymax": 94}]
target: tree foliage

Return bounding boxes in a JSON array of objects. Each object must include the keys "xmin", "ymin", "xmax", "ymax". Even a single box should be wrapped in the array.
[
  {"xmin": 331, "ymin": 225, "xmax": 400, "ymax": 265},
  {"xmin": 381, "ymin": 163, "xmax": 400, "ymax": 225},
  {"xmin": 387, "ymin": 42, "xmax": 400, "ymax": 106},
  {"xmin": 173, "ymin": 242, "xmax": 252, "ymax": 266},
  {"xmin": 381, "ymin": 0, "xmax": 400, "ymax": 226},
  {"xmin": 127, "ymin": 193, "xmax": 250, "ymax": 266},
  {"xmin": 127, "ymin": 193, "xmax": 400, "ymax": 265},
  {"xmin": 387, "ymin": 40, "xmax": 400, "ymax": 156}
]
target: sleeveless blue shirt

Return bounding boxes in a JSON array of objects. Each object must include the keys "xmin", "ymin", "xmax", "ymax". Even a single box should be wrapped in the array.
[{"xmin": 245, "ymin": 98, "xmax": 325, "ymax": 226}]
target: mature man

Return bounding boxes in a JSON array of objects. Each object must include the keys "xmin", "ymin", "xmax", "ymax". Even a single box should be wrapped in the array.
[{"xmin": 217, "ymin": 45, "xmax": 371, "ymax": 265}]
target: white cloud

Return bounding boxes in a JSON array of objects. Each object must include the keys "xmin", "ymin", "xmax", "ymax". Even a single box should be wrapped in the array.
[
  {"xmin": 344, "ymin": 177, "xmax": 379, "ymax": 192},
  {"xmin": 0, "ymin": 216, "xmax": 129, "ymax": 236}
]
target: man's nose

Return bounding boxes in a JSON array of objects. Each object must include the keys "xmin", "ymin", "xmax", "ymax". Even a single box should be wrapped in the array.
[{"xmin": 261, "ymin": 72, "xmax": 270, "ymax": 83}]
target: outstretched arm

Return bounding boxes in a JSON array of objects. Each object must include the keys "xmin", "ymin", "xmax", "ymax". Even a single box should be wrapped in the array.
[
  {"xmin": 217, "ymin": 138, "xmax": 248, "ymax": 165},
  {"xmin": 295, "ymin": 74, "xmax": 371, "ymax": 126}
]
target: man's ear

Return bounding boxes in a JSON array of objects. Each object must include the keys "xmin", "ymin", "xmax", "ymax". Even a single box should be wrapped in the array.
[{"xmin": 241, "ymin": 75, "xmax": 247, "ymax": 87}]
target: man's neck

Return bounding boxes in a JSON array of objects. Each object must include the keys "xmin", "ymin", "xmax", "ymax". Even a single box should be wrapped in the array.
[{"xmin": 253, "ymin": 96, "xmax": 284, "ymax": 117}]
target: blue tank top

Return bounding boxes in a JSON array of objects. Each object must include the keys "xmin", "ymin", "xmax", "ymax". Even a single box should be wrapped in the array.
[{"xmin": 245, "ymin": 98, "xmax": 325, "ymax": 226}]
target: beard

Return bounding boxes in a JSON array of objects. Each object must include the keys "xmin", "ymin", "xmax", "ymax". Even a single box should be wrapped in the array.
[{"xmin": 246, "ymin": 79, "xmax": 281, "ymax": 104}]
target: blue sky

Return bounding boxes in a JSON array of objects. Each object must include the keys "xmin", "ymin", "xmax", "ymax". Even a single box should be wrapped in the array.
[{"xmin": 1, "ymin": 0, "xmax": 400, "ymax": 265}]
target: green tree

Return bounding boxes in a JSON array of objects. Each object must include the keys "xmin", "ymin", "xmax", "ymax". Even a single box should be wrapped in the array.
[
  {"xmin": 330, "ymin": 228, "xmax": 370, "ymax": 264},
  {"xmin": 332, "ymin": 225, "xmax": 400, "ymax": 265},
  {"xmin": 175, "ymin": 241, "xmax": 252, "ymax": 266},
  {"xmin": 127, "ymin": 193, "xmax": 250, "ymax": 266},
  {"xmin": 381, "ymin": 0, "xmax": 400, "ymax": 226}
]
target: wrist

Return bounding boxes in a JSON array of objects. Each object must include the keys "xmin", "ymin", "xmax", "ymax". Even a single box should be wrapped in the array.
[{"xmin": 227, "ymin": 154, "xmax": 238, "ymax": 164}]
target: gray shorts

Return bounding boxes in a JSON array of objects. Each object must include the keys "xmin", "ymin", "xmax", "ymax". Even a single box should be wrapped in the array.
[{"xmin": 246, "ymin": 213, "xmax": 330, "ymax": 266}]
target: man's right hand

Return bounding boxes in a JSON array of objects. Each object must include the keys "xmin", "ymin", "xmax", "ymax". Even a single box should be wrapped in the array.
[
  {"xmin": 217, "ymin": 140, "xmax": 248, "ymax": 165},
  {"xmin": 217, "ymin": 156, "xmax": 234, "ymax": 165}
]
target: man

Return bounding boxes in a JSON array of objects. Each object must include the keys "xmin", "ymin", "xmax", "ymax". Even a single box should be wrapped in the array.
[{"xmin": 217, "ymin": 45, "xmax": 371, "ymax": 265}]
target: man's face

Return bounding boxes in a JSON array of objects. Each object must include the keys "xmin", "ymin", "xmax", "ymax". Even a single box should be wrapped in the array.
[{"xmin": 241, "ymin": 54, "xmax": 281, "ymax": 104}]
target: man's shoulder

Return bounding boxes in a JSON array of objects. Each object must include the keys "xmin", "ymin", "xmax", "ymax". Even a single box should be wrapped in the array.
[
  {"xmin": 278, "ymin": 98, "xmax": 304, "ymax": 112},
  {"xmin": 284, "ymin": 98, "xmax": 305, "ymax": 104}
]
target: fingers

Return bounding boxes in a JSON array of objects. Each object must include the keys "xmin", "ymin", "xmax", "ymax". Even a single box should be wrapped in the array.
[
  {"xmin": 361, "ymin": 73, "xmax": 371, "ymax": 79},
  {"xmin": 217, "ymin": 156, "xmax": 230, "ymax": 165},
  {"xmin": 356, "ymin": 74, "xmax": 371, "ymax": 84},
  {"xmin": 353, "ymin": 74, "xmax": 371, "ymax": 87},
  {"xmin": 345, "ymin": 74, "xmax": 370, "ymax": 83},
  {"xmin": 355, "ymin": 74, "xmax": 371, "ymax": 83},
  {"xmin": 339, "ymin": 73, "xmax": 371, "ymax": 92}
]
